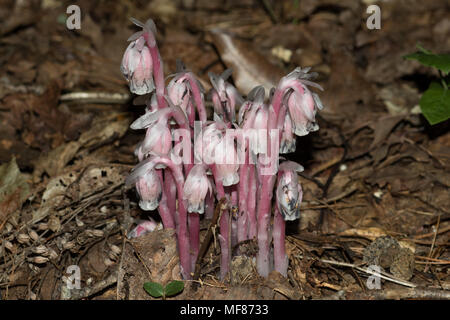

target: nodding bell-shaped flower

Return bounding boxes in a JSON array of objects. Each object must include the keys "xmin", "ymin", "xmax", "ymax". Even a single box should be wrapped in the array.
[
  {"xmin": 286, "ymin": 87, "xmax": 321, "ymax": 136},
  {"xmin": 121, "ymin": 35, "xmax": 155, "ymax": 95},
  {"xmin": 238, "ymin": 86, "xmax": 269, "ymax": 155},
  {"xmin": 209, "ymin": 69, "xmax": 243, "ymax": 123},
  {"xmin": 131, "ymin": 104, "xmax": 188, "ymax": 157},
  {"xmin": 277, "ymin": 67, "xmax": 324, "ymax": 137},
  {"xmin": 194, "ymin": 119, "xmax": 226, "ymax": 164},
  {"xmin": 141, "ymin": 121, "xmax": 172, "ymax": 156},
  {"xmin": 276, "ymin": 161, "xmax": 304, "ymax": 221},
  {"xmin": 183, "ymin": 164, "xmax": 213, "ymax": 214},
  {"xmin": 135, "ymin": 169, "xmax": 162, "ymax": 211},
  {"xmin": 214, "ymin": 134, "xmax": 240, "ymax": 186},
  {"xmin": 167, "ymin": 76, "xmax": 192, "ymax": 119},
  {"xmin": 274, "ymin": 67, "xmax": 324, "ymax": 137},
  {"xmin": 280, "ymin": 112, "xmax": 296, "ymax": 154}
]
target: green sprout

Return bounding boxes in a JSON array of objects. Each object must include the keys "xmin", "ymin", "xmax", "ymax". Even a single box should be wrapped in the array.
[
  {"xmin": 143, "ymin": 280, "xmax": 184, "ymax": 299},
  {"xmin": 404, "ymin": 44, "xmax": 450, "ymax": 125}
]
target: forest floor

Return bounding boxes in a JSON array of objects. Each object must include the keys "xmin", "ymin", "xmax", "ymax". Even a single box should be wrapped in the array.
[{"xmin": 0, "ymin": 0, "xmax": 449, "ymax": 300}]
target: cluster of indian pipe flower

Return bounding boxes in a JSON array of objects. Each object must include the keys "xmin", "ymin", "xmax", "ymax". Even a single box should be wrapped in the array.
[{"xmin": 121, "ymin": 18, "xmax": 324, "ymax": 280}]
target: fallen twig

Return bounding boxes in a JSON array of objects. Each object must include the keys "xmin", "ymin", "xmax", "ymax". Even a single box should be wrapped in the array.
[
  {"xmin": 65, "ymin": 270, "xmax": 118, "ymax": 300},
  {"xmin": 320, "ymin": 259, "xmax": 417, "ymax": 288}
]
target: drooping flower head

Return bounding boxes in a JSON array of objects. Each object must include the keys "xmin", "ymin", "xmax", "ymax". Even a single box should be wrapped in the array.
[
  {"xmin": 121, "ymin": 35, "xmax": 154, "ymax": 95},
  {"xmin": 183, "ymin": 164, "xmax": 213, "ymax": 214},
  {"xmin": 209, "ymin": 69, "xmax": 243, "ymax": 123},
  {"xmin": 195, "ymin": 119, "xmax": 240, "ymax": 186},
  {"xmin": 276, "ymin": 161, "xmax": 304, "ymax": 221},
  {"xmin": 278, "ymin": 67, "xmax": 324, "ymax": 137},
  {"xmin": 131, "ymin": 104, "xmax": 188, "ymax": 158},
  {"xmin": 238, "ymin": 86, "xmax": 269, "ymax": 155},
  {"xmin": 167, "ymin": 60, "xmax": 207, "ymax": 124},
  {"xmin": 135, "ymin": 169, "xmax": 162, "ymax": 211},
  {"xmin": 214, "ymin": 132, "xmax": 240, "ymax": 186},
  {"xmin": 121, "ymin": 18, "xmax": 160, "ymax": 95},
  {"xmin": 279, "ymin": 112, "xmax": 296, "ymax": 154}
]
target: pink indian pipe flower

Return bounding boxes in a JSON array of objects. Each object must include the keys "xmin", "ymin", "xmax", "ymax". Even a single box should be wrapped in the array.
[
  {"xmin": 125, "ymin": 18, "xmax": 167, "ymax": 108},
  {"xmin": 135, "ymin": 169, "xmax": 162, "ymax": 211},
  {"xmin": 132, "ymin": 105, "xmax": 187, "ymax": 165},
  {"xmin": 126, "ymin": 154, "xmax": 191, "ymax": 279},
  {"xmin": 168, "ymin": 60, "xmax": 207, "ymax": 125},
  {"xmin": 276, "ymin": 161, "xmax": 304, "ymax": 221},
  {"xmin": 279, "ymin": 112, "xmax": 296, "ymax": 154},
  {"xmin": 273, "ymin": 161, "xmax": 303, "ymax": 276},
  {"xmin": 277, "ymin": 67, "xmax": 324, "ymax": 137},
  {"xmin": 240, "ymin": 86, "xmax": 269, "ymax": 155},
  {"xmin": 195, "ymin": 119, "xmax": 240, "ymax": 186},
  {"xmin": 214, "ymin": 135, "xmax": 240, "ymax": 187},
  {"xmin": 209, "ymin": 69, "xmax": 243, "ymax": 123},
  {"xmin": 183, "ymin": 163, "xmax": 213, "ymax": 270},
  {"xmin": 183, "ymin": 164, "xmax": 213, "ymax": 214},
  {"xmin": 132, "ymin": 159, "xmax": 174, "ymax": 229},
  {"xmin": 236, "ymin": 86, "xmax": 267, "ymax": 242},
  {"xmin": 255, "ymin": 68, "xmax": 323, "ymax": 277},
  {"xmin": 121, "ymin": 35, "xmax": 155, "ymax": 95}
]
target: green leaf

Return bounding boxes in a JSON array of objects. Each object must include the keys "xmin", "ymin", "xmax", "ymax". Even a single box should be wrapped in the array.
[
  {"xmin": 164, "ymin": 280, "xmax": 184, "ymax": 297},
  {"xmin": 404, "ymin": 47, "xmax": 450, "ymax": 74},
  {"xmin": 419, "ymin": 82, "xmax": 450, "ymax": 125},
  {"xmin": 143, "ymin": 282, "xmax": 164, "ymax": 298}
]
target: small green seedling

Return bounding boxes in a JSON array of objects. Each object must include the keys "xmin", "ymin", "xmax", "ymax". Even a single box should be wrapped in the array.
[
  {"xmin": 404, "ymin": 44, "xmax": 450, "ymax": 125},
  {"xmin": 143, "ymin": 280, "xmax": 184, "ymax": 299}
]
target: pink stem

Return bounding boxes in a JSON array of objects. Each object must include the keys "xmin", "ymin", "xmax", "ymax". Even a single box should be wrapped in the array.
[
  {"xmin": 273, "ymin": 191, "xmax": 287, "ymax": 276},
  {"xmin": 143, "ymin": 31, "xmax": 167, "ymax": 109},
  {"xmin": 164, "ymin": 170, "xmax": 178, "ymax": 226},
  {"xmin": 237, "ymin": 157, "xmax": 249, "ymax": 242},
  {"xmin": 187, "ymin": 73, "xmax": 207, "ymax": 123},
  {"xmin": 255, "ymin": 85, "xmax": 288, "ymax": 277},
  {"xmin": 187, "ymin": 99, "xmax": 195, "ymax": 127},
  {"xmin": 230, "ymin": 185, "xmax": 239, "ymax": 248},
  {"xmin": 247, "ymin": 164, "xmax": 257, "ymax": 239},
  {"xmin": 256, "ymin": 174, "xmax": 275, "ymax": 277},
  {"xmin": 211, "ymin": 165, "xmax": 230, "ymax": 280},
  {"xmin": 156, "ymin": 170, "xmax": 175, "ymax": 229},
  {"xmin": 204, "ymin": 190, "xmax": 215, "ymax": 219},
  {"xmin": 188, "ymin": 212, "xmax": 199, "ymax": 272},
  {"xmin": 153, "ymin": 157, "xmax": 190, "ymax": 279}
]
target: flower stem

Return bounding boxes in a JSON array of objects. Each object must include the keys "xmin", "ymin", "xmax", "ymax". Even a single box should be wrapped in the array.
[
  {"xmin": 188, "ymin": 212, "xmax": 200, "ymax": 272},
  {"xmin": 143, "ymin": 31, "xmax": 167, "ymax": 109},
  {"xmin": 156, "ymin": 170, "xmax": 175, "ymax": 229},
  {"xmin": 256, "ymin": 174, "xmax": 275, "ymax": 277},
  {"xmin": 211, "ymin": 165, "xmax": 230, "ymax": 280},
  {"xmin": 247, "ymin": 164, "xmax": 257, "ymax": 239},
  {"xmin": 237, "ymin": 160, "xmax": 249, "ymax": 242},
  {"xmin": 273, "ymin": 201, "xmax": 287, "ymax": 276}
]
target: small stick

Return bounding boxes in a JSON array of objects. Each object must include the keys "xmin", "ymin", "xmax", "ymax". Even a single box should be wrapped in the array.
[
  {"xmin": 60, "ymin": 92, "xmax": 130, "ymax": 104},
  {"xmin": 67, "ymin": 270, "xmax": 118, "ymax": 300},
  {"xmin": 424, "ymin": 213, "xmax": 441, "ymax": 273},
  {"xmin": 193, "ymin": 198, "xmax": 227, "ymax": 281},
  {"xmin": 320, "ymin": 259, "xmax": 417, "ymax": 288}
]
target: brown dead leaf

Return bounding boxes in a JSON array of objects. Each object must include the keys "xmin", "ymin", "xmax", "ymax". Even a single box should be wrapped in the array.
[
  {"xmin": 207, "ymin": 30, "xmax": 284, "ymax": 96},
  {"xmin": 0, "ymin": 157, "xmax": 30, "ymax": 231}
]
